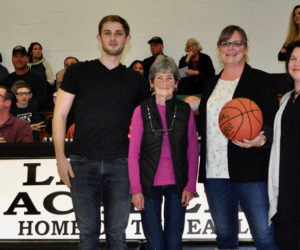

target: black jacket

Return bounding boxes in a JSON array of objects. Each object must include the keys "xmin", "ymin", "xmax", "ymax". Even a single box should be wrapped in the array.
[
  {"xmin": 198, "ymin": 63, "xmax": 279, "ymax": 183},
  {"xmin": 178, "ymin": 52, "xmax": 215, "ymax": 95},
  {"xmin": 139, "ymin": 95, "xmax": 190, "ymax": 197}
]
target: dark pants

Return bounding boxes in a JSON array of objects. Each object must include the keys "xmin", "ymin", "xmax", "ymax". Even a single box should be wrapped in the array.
[
  {"xmin": 204, "ymin": 179, "xmax": 278, "ymax": 250},
  {"xmin": 70, "ymin": 155, "xmax": 131, "ymax": 250},
  {"xmin": 141, "ymin": 185, "xmax": 186, "ymax": 250},
  {"xmin": 274, "ymin": 221, "xmax": 300, "ymax": 250}
]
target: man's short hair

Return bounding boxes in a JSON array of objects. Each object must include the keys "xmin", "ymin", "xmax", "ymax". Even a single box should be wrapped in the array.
[
  {"xmin": 0, "ymin": 85, "xmax": 14, "ymax": 101},
  {"xmin": 11, "ymin": 80, "xmax": 31, "ymax": 94},
  {"xmin": 98, "ymin": 15, "xmax": 130, "ymax": 37}
]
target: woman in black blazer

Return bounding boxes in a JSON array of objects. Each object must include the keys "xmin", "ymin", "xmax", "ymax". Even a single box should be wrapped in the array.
[{"xmin": 198, "ymin": 25, "xmax": 279, "ymax": 249}]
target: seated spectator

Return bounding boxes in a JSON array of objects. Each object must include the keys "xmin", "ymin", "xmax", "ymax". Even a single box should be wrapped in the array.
[
  {"xmin": 129, "ymin": 60, "xmax": 144, "ymax": 75},
  {"xmin": 0, "ymin": 52, "xmax": 9, "ymax": 82},
  {"xmin": 178, "ymin": 38, "xmax": 215, "ymax": 95},
  {"xmin": 54, "ymin": 57, "xmax": 78, "ymax": 99},
  {"xmin": 0, "ymin": 86, "xmax": 33, "ymax": 143},
  {"xmin": 27, "ymin": 42, "xmax": 55, "ymax": 85},
  {"xmin": 11, "ymin": 80, "xmax": 46, "ymax": 141},
  {"xmin": 1, "ymin": 45, "xmax": 47, "ymax": 112},
  {"xmin": 64, "ymin": 56, "xmax": 79, "ymax": 69}
]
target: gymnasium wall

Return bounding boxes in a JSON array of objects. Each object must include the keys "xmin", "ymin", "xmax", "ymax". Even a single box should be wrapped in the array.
[{"xmin": 0, "ymin": 0, "xmax": 297, "ymax": 76}]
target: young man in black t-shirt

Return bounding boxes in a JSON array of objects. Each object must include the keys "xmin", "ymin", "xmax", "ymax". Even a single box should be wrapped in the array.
[
  {"xmin": 11, "ymin": 80, "xmax": 45, "ymax": 141},
  {"xmin": 53, "ymin": 15, "xmax": 149, "ymax": 250}
]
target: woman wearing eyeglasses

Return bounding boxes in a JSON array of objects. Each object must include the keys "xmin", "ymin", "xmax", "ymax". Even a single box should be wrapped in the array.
[
  {"xmin": 128, "ymin": 55, "xmax": 199, "ymax": 250},
  {"xmin": 198, "ymin": 25, "xmax": 279, "ymax": 249},
  {"xmin": 178, "ymin": 38, "xmax": 215, "ymax": 95}
]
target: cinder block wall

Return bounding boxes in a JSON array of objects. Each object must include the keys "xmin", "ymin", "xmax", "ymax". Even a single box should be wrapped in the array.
[{"xmin": 0, "ymin": 0, "xmax": 297, "ymax": 75}]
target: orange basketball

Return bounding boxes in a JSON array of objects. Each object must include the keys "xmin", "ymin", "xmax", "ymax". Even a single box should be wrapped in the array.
[{"xmin": 218, "ymin": 98, "xmax": 263, "ymax": 141}]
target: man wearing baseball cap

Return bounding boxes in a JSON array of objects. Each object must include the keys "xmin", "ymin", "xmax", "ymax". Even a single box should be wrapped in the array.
[
  {"xmin": 142, "ymin": 36, "xmax": 165, "ymax": 79},
  {"xmin": 1, "ymin": 45, "xmax": 47, "ymax": 111},
  {"xmin": 12, "ymin": 45, "xmax": 28, "ymax": 56}
]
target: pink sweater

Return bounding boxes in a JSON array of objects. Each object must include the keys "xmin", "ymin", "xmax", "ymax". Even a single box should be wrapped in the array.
[{"xmin": 128, "ymin": 103, "xmax": 199, "ymax": 195}]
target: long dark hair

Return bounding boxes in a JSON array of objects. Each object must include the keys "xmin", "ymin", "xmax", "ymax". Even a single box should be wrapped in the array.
[
  {"xmin": 28, "ymin": 42, "xmax": 43, "ymax": 63},
  {"xmin": 129, "ymin": 60, "xmax": 143, "ymax": 69}
]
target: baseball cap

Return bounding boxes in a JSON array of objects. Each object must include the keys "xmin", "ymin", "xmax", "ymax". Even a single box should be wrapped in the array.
[
  {"xmin": 12, "ymin": 45, "xmax": 28, "ymax": 56},
  {"xmin": 148, "ymin": 36, "xmax": 163, "ymax": 44}
]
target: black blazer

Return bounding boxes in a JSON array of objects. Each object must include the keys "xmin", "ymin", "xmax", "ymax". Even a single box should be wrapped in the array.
[
  {"xmin": 198, "ymin": 63, "xmax": 279, "ymax": 183},
  {"xmin": 178, "ymin": 52, "xmax": 215, "ymax": 95}
]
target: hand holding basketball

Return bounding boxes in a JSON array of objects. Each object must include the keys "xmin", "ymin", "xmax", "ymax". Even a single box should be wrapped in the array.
[
  {"xmin": 232, "ymin": 131, "xmax": 266, "ymax": 148},
  {"xmin": 218, "ymin": 98, "xmax": 263, "ymax": 141}
]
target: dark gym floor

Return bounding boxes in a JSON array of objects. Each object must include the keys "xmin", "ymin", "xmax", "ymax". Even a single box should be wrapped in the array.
[{"xmin": 0, "ymin": 240, "xmax": 256, "ymax": 250}]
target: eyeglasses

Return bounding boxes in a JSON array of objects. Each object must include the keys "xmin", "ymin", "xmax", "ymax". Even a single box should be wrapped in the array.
[
  {"xmin": 146, "ymin": 104, "xmax": 177, "ymax": 137},
  {"xmin": 0, "ymin": 94, "xmax": 7, "ymax": 100},
  {"xmin": 16, "ymin": 92, "xmax": 30, "ymax": 96},
  {"xmin": 219, "ymin": 41, "xmax": 243, "ymax": 47},
  {"xmin": 187, "ymin": 44, "xmax": 196, "ymax": 49}
]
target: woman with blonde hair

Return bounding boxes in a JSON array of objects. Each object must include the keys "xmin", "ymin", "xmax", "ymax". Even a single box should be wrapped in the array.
[{"xmin": 278, "ymin": 5, "xmax": 300, "ymax": 61}]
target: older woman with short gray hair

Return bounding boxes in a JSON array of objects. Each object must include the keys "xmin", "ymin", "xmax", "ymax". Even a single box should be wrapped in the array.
[{"xmin": 128, "ymin": 56, "xmax": 199, "ymax": 250}]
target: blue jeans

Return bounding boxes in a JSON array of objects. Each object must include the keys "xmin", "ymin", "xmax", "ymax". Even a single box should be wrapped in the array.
[
  {"xmin": 141, "ymin": 185, "xmax": 186, "ymax": 250},
  {"xmin": 204, "ymin": 179, "xmax": 278, "ymax": 250},
  {"xmin": 70, "ymin": 155, "xmax": 131, "ymax": 250}
]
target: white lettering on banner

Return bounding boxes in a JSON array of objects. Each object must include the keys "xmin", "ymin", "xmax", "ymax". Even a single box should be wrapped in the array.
[{"xmin": 0, "ymin": 159, "xmax": 252, "ymax": 240}]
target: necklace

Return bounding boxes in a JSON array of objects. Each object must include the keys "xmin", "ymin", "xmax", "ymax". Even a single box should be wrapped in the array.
[
  {"xmin": 146, "ymin": 104, "xmax": 177, "ymax": 137},
  {"xmin": 293, "ymin": 89, "xmax": 300, "ymax": 103}
]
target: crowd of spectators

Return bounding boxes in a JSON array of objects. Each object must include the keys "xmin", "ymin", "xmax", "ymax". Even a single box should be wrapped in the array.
[
  {"xmin": 0, "ymin": 43, "xmax": 79, "ymax": 142},
  {"xmin": 0, "ymin": 17, "xmax": 294, "ymax": 143}
]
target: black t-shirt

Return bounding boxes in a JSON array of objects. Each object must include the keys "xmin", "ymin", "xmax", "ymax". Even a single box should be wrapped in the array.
[
  {"xmin": 11, "ymin": 101, "xmax": 42, "ymax": 124},
  {"xmin": 61, "ymin": 59, "xmax": 150, "ymax": 158},
  {"xmin": 10, "ymin": 101, "xmax": 43, "ymax": 142}
]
